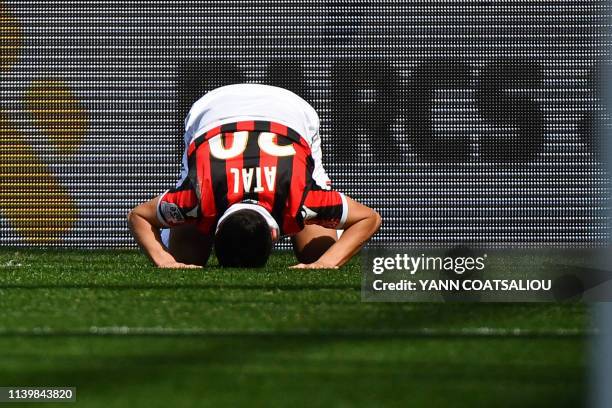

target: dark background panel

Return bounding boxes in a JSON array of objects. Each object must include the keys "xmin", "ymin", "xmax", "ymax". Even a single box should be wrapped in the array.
[{"xmin": 0, "ymin": 0, "xmax": 608, "ymax": 247}]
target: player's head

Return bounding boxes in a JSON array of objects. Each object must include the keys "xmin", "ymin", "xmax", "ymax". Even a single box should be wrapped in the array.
[{"xmin": 214, "ymin": 203, "xmax": 279, "ymax": 267}]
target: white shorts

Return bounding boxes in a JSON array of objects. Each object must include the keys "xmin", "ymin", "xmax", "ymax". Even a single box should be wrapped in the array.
[{"xmin": 161, "ymin": 228, "xmax": 170, "ymax": 248}]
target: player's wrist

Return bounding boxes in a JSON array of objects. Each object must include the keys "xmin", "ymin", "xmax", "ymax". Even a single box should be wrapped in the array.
[
  {"xmin": 314, "ymin": 255, "xmax": 339, "ymax": 268},
  {"xmin": 150, "ymin": 250, "xmax": 177, "ymax": 268}
]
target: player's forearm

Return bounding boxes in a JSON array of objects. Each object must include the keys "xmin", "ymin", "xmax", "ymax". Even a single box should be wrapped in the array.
[
  {"xmin": 317, "ymin": 212, "xmax": 382, "ymax": 267},
  {"xmin": 127, "ymin": 210, "xmax": 176, "ymax": 267}
]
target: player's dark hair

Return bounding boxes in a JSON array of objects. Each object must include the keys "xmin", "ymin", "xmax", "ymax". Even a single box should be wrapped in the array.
[{"xmin": 214, "ymin": 209, "xmax": 273, "ymax": 267}]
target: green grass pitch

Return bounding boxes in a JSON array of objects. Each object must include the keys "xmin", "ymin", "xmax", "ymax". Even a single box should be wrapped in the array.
[{"xmin": 0, "ymin": 249, "xmax": 589, "ymax": 407}]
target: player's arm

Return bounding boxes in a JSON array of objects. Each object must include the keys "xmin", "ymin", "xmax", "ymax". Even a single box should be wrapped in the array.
[
  {"xmin": 291, "ymin": 196, "xmax": 381, "ymax": 269},
  {"xmin": 127, "ymin": 196, "xmax": 201, "ymax": 268}
]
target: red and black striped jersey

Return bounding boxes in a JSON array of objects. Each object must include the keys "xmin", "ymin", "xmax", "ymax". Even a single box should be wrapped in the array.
[{"xmin": 157, "ymin": 120, "xmax": 347, "ymax": 236}]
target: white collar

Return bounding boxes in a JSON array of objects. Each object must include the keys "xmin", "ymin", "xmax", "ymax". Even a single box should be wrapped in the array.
[{"xmin": 216, "ymin": 201, "xmax": 280, "ymax": 243}]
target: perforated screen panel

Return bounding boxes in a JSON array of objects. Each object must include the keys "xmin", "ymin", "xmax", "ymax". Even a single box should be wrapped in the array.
[{"xmin": 0, "ymin": 1, "xmax": 608, "ymax": 247}]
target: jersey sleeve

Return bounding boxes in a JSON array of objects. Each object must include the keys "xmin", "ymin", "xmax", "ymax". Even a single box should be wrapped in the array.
[
  {"xmin": 156, "ymin": 183, "xmax": 199, "ymax": 227},
  {"xmin": 301, "ymin": 189, "xmax": 348, "ymax": 229}
]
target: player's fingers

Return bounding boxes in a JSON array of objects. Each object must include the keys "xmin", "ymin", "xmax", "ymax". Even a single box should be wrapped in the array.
[
  {"xmin": 289, "ymin": 263, "xmax": 337, "ymax": 269},
  {"xmin": 159, "ymin": 262, "xmax": 202, "ymax": 269},
  {"xmin": 178, "ymin": 263, "xmax": 203, "ymax": 269},
  {"xmin": 309, "ymin": 264, "xmax": 338, "ymax": 270}
]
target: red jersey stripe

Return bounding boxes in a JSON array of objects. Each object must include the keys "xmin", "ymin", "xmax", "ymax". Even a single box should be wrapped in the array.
[
  {"xmin": 173, "ymin": 189, "xmax": 198, "ymax": 208},
  {"xmin": 236, "ymin": 121, "xmax": 255, "ymax": 131},
  {"xmin": 205, "ymin": 125, "xmax": 222, "ymax": 140},
  {"xmin": 305, "ymin": 190, "xmax": 343, "ymax": 207},
  {"xmin": 196, "ymin": 142, "xmax": 216, "ymax": 217},
  {"xmin": 269, "ymin": 122, "xmax": 287, "ymax": 137},
  {"xmin": 187, "ymin": 142, "xmax": 196, "ymax": 156},
  {"xmin": 282, "ymin": 146, "xmax": 308, "ymax": 233}
]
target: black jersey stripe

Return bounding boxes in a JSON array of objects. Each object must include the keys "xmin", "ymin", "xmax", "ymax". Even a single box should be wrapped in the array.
[
  {"xmin": 220, "ymin": 122, "xmax": 238, "ymax": 133},
  {"xmin": 186, "ymin": 148, "xmax": 202, "ymax": 218},
  {"xmin": 254, "ymin": 120, "xmax": 270, "ymax": 133},
  {"xmin": 242, "ymin": 131, "xmax": 261, "ymax": 202},
  {"xmin": 285, "ymin": 127, "xmax": 301, "ymax": 144},
  {"xmin": 271, "ymin": 135, "xmax": 295, "ymax": 232},
  {"xmin": 209, "ymin": 135, "xmax": 229, "ymax": 218},
  {"xmin": 295, "ymin": 153, "xmax": 316, "ymax": 227}
]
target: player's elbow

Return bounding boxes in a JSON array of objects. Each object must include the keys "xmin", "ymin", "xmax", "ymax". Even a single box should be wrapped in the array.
[
  {"xmin": 127, "ymin": 208, "xmax": 136, "ymax": 228},
  {"xmin": 368, "ymin": 209, "xmax": 382, "ymax": 235},
  {"xmin": 126, "ymin": 205, "xmax": 143, "ymax": 229},
  {"xmin": 373, "ymin": 210, "xmax": 382, "ymax": 231}
]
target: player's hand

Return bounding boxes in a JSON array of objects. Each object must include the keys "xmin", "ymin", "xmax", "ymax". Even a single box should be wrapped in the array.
[
  {"xmin": 289, "ymin": 262, "xmax": 338, "ymax": 270},
  {"xmin": 157, "ymin": 262, "xmax": 202, "ymax": 269}
]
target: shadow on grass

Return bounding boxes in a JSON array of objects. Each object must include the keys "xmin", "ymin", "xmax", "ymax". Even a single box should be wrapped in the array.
[
  {"xmin": 0, "ymin": 283, "xmax": 360, "ymax": 290},
  {"xmin": 0, "ymin": 336, "xmax": 586, "ymax": 408}
]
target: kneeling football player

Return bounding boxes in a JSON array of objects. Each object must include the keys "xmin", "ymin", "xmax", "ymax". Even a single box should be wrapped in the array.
[{"xmin": 128, "ymin": 84, "xmax": 381, "ymax": 269}]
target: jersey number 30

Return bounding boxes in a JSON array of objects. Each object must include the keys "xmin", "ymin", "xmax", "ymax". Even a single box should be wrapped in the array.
[{"xmin": 209, "ymin": 131, "xmax": 296, "ymax": 160}]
